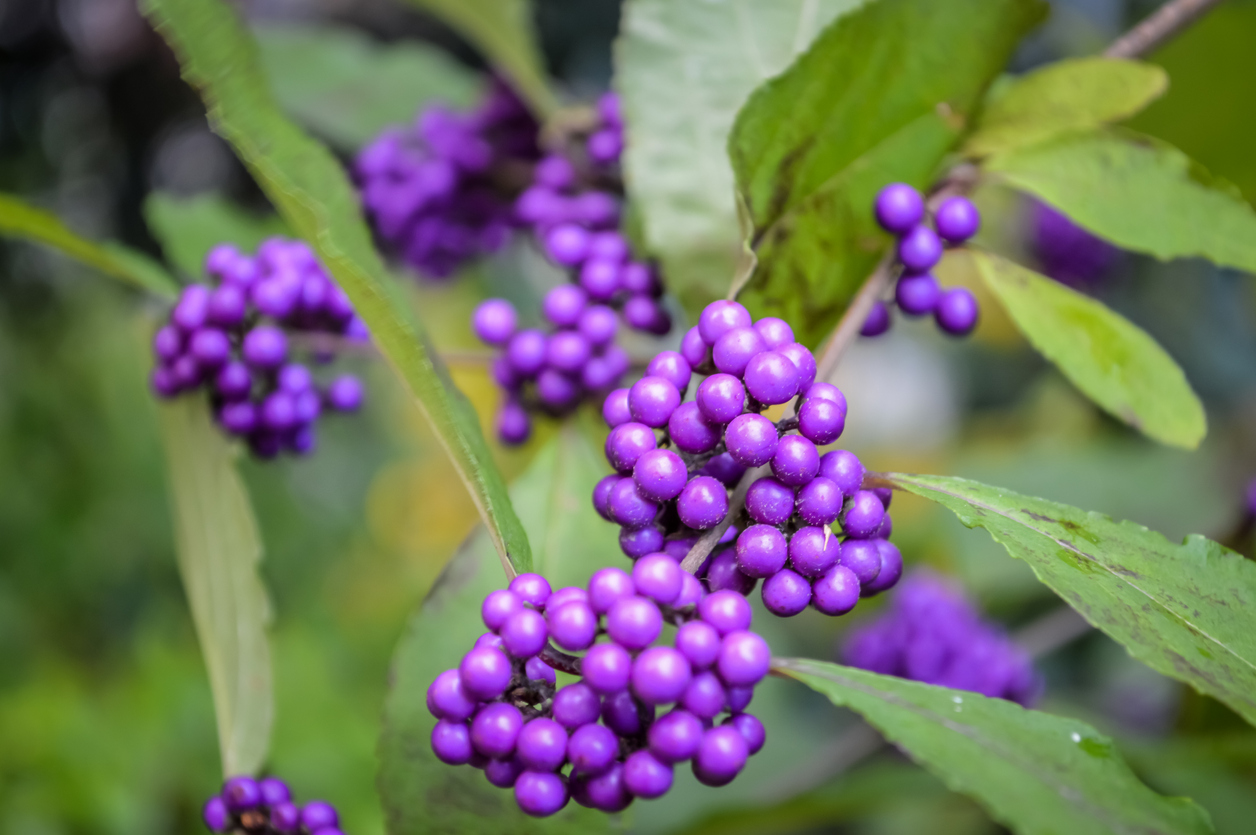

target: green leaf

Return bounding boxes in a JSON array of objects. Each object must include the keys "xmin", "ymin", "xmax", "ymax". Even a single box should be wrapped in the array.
[
  {"xmin": 964, "ymin": 58, "xmax": 1167, "ymax": 158},
  {"xmin": 144, "ymin": 191, "xmax": 289, "ymax": 280},
  {"xmin": 882, "ymin": 471, "xmax": 1256, "ymax": 729},
  {"xmin": 254, "ymin": 22, "xmax": 480, "ymax": 151},
  {"xmin": 0, "ymin": 192, "xmax": 179, "ymax": 298},
  {"xmin": 985, "ymin": 129, "xmax": 1256, "ymax": 274},
  {"xmin": 615, "ymin": 0, "xmax": 862, "ymax": 315},
  {"xmin": 140, "ymin": 0, "xmax": 532, "ymax": 576},
  {"xmin": 378, "ymin": 429, "xmax": 622, "ymax": 834},
  {"xmin": 777, "ymin": 658, "xmax": 1213, "ymax": 835},
  {"xmin": 727, "ymin": 0, "xmax": 1047, "ymax": 346},
  {"xmin": 972, "ymin": 250, "xmax": 1206, "ymax": 449},
  {"xmin": 157, "ymin": 396, "xmax": 272, "ymax": 778},
  {"xmin": 399, "ymin": 0, "xmax": 556, "ymax": 119}
]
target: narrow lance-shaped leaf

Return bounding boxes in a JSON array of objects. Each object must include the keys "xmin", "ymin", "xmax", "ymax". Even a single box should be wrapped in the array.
[
  {"xmin": 158, "ymin": 396, "xmax": 273, "ymax": 778},
  {"xmin": 615, "ymin": 0, "xmax": 861, "ymax": 315},
  {"xmin": 972, "ymin": 250, "xmax": 1206, "ymax": 449},
  {"xmin": 882, "ymin": 471, "xmax": 1256, "ymax": 729},
  {"xmin": 400, "ymin": 0, "xmax": 557, "ymax": 119},
  {"xmin": 777, "ymin": 658, "xmax": 1213, "ymax": 835},
  {"xmin": 144, "ymin": 191, "xmax": 290, "ymax": 280},
  {"xmin": 140, "ymin": 0, "xmax": 533, "ymax": 576},
  {"xmin": 986, "ymin": 129, "xmax": 1256, "ymax": 274},
  {"xmin": 254, "ymin": 22, "xmax": 480, "ymax": 151},
  {"xmin": 727, "ymin": 0, "xmax": 1047, "ymax": 346},
  {"xmin": 963, "ymin": 57, "xmax": 1167, "ymax": 158},
  {"xmin": 0, "ymin": 192, "xmax": 179, "ymax": 298},
  {"xmin": 379, "ymin": 429, "xmax": 622, "ymax": 834}
]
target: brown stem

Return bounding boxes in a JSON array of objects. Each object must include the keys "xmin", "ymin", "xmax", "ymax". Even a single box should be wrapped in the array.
[
  {"xmin": 679, "ymin": 464, "xmax": 769, "ymax": 574},
  {"xmin": 1104, "ymin": 0, "xmax": 1224, "ymax": 59},
  {"xmin": 539, "ymin": 643, "xmax": 583, "ymax": 676}
]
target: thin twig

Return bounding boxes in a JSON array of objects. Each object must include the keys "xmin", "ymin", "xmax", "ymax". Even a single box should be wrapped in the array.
[
  {"xmin": 679, "ymin": 464, "xmax": 769, "ymax": 574},
  {"xmin": 812, "ymin": 253, "xmax": 895, "ymax": 385},
  {"xmin": 1104, "ymin": 0, "xmax": 1225, "ymax": 59}
]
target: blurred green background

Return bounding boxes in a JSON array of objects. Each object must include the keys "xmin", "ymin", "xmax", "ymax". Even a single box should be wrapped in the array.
[{"xmin": 2, "ymin": 0, "xmax": 1256, "ymax": 833}]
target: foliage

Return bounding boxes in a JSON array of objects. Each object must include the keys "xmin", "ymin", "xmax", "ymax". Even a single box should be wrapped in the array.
[{"xmin": 143, "ymin": 192, "xmax": 289, "ymax": 280}]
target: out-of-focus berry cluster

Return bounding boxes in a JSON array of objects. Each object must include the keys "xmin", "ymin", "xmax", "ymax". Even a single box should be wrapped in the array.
[
  {"xmin": 149, "ymin": 238, "xmax": 367, "ymax": 459},
  {"xmin": 862, "ymin": 184, "xmax": 981, "ymax": 338},
  {"xmin": 593, "ymin": 299, "xmax": 902, "ymax": 618},
  {"xmin": 1029, "ymin": 200, "xmax": 1120, "ymax": 287},
  {"xmin": 202, "ymin": 775, "xmax": 344, "ymax": 834},
  {"xmin": 842, "ymin": 570, "xmax": 1040, "ymax": 705},
  {"xmin": 428, "ymin": 568, "xmax": 770, "ymax": 816},
  {"xmin": 354, "ymin": 79, "xmax": 539, "ymax": 279},
  {"xmin": 472, "ymin": 93, "xmax": 674, "ymax": 445}
]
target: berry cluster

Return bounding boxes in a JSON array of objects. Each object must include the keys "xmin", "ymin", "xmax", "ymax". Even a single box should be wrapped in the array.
[
  {"xmin": 1030, "ymin": 201, "xmax": 1120, "ymax": 287},
  {"xmin": 862, "ymin": 184, "xmax": 981, "ymax": 338},
  {"xmin": 149, "ymin": 238, "xmax": 367, "ymax": 459},
  {"xmin": 842, "ymin": 570, "xmax": 1040, "ymax": 705},
  {"xmin": 594, "ymin": 299, "xmax": 902, "ymax": 617},
  {"xmin": 428, "ymin": 567, "xmax": 770, "ymax": 817},
  {"xmin": 354, "ymin": 79, "xmax": 539, "ymax": 279},
  {"xmin": 472, "ymin": 292, "xmax": 629, "ymax": 445},
  {"xmin": 202, "ymin": 776, "xmax": 343, "ymax": 834}
]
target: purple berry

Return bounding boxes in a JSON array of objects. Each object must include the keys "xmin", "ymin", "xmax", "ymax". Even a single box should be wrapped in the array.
[
  {"xmin": 629, "ymin": 375, "xmax": 681, "ymax": 428},
  {"xmin": 698, "ymin": 590, "xmax": 752, "ymax": 635},
  {"xmin": 701, "ymin": 452, "xmax": 746, "ymax": 487},
  {"xmin": 770, "ymin": 435, "xmax": 820, "ymax": 486},
  {"xmin": 734, "ymin": 525, "xmax": 789, "ymax": 579},
  {"xmin": 547, "ymin": 586, "xmax": 588, "ymax": 611},
  {"xmin": 712, "ymin": 327, "xmax": 766, "ymax": 377},
  {"xmin": 676, "ymin": 620, "xmax": 722, "ymax": 669},
  {"xmin": 898, "ymin": 225, "xmax": 943, "ymax": 273},
  {"xmin": 838, "ymin": 539, "xmax": 883, "ymax": 585},
  {"xmin": 579, "ymin": 305, "xmax": 618, "ymax": 346},
  {"xmin": 270, "ymin": 801, "xmax": 300, "ymax": 833},
  {"xmin": 568, "ymin": 723, "xmax": 618, "ymax": 775},
  {"xmin": 500, "ymin": 608, "xmax": 548, "ymax": 658},
  {"xmin": 646, "ymin": 350, "xmax": 692, "ymax": 392},
  {"xmin": 432, "ymin": 719, "xmax": 474, "ymax": 764},
  {"xmin": 675, "ymin": 572, "xmax": 705, "ymax": 608},
  {"xmin": 471, "ymin": 702, "xmax": 524, "ymax": 759},
  {"xmin": 509, "ymin": 573, "xmax": 552, "ymax": 608},
  {"xmin": 608, "ymin": 478, "xmax": 659, "ymax": 529},
  {"xmin": 696, "ymin": 373, "xmax": 746, "ymax": 425},
  {"xmin": 582, "ymin": 642, "xmax": 632, "ymax": 693},
  {"xmin": 589, "ymin": 230, "xmax": 629, "ymax": 262},
  {"xmin": 632, "ymin": 553, "xmax": 683, "ymax": 604},
  {"xmin": 535, "ymin": 154, "xmax": 576, "ymax": 189},
  {"xmin": 680, "ymin": 326, "xmax": 709, "ymax": 367},
  {"xmin": 300, "ymin": 801, "xmax": 338, "ymax": 831},
  {"xmin": 526, "ymin": 656, "xmax": 557, "ymax": 685},
  {"xmin": 796, "ymin": 477, "xmax": 842, "ymax": 526},
  {"xmin": 459, "ymin": 645, "xmax": 512, "ymax": 700},
  {"xmin": 724, "ymin": 414, "xmax": 778, "ymax": 467},
  {"xmin": 668, "ymin": 402, "xmax": 722, "ymax": 454},
  {"xmin": 935, "ymin": 287, "xmax": 979, "ymax": 335},
  {"xmin": 863, "ymin": 540, "xmax": 903, "ymax": 595},
  {"xmin": 620, "ymin": 262, "xmax": 659, "ymax": 295},
  {"xmin": 648, "ymin": 709, "xmax": 704, "ymax": 763},
  {"xmin": 789, "ymin": 526, "xmax": 841, "ymax": 577},
  {"xmin": 743, "ymin": 351, "xmax": 800, "ymax": 405},
  {"xmin": 761, "ymin": 569, "xmax": 812, "ymax": 616},
  {"xmin": 861, "ymin": 300, "xmax": 892, "ymax": 337},
  {"xmin": 514, "ymin": 770, "xmax": 569, "ymax": 817},
  {"xmin": 542, "ymin": 285, "xmax": 587, "ymax": 328},
  {"xmin": 724, "ymin": 712, "xmax": 765, "ymax": 754},
  {"xmin": 631, "ymin": 445, "xmax": 686, "ymax": 498},
  {"xmin": 153, "ymin": 324, "xmax": 183, "ymax": 363},
  {"xmin": 693, "ymin": 726, "xmax": 749, "ymax": 786},
  {"xmin": 327, "ymin": 375, "xmax": 364, "ymax": 412},
  {"xmin": 621, "ymin": 526, "xmax": 665, "ymax": 558},
  {"xmin": 545, "ymin": 223, "xmax": 591, "ymax": 265},
  {"xmin": 485, "ymin": 757, "xmax": 525, "ymax": 789},
  {"xmin": 702, "ymin": 549, "xmax": 757, "ymax": 595},
  {"xmin": 552, "ymin": 683, "xmax": 602, "ymax": 729},
  {"xmin": 576, "ymin": 762, "xmax": 632, "ymax": 812},
  {"xmin": 428, "ymin": 668, "xmax": 478, "ymax": 720},
  {"xmin": 697, "ymin": 300, "xmax": 752, "ymax": 345},
  {"xmin": 579, "ymin": 259, "xmax": 620, "ymax": 300},
  {"xmin": 745, "ymin": 477, "xmax": 794, "ymax": 526},
  {"xmin": 173, "ymin": 284, "xmax": 211, "ymax": 331},
  {"xmin": 632, "ymin": 645, "xmax": 693, "ymax": 704},
  {"xmin": 677, "ymin": 476, "xmax": 729, "ymax": 530},
  {"xmin": 516, "ymin": 718, "xmax": 568, "ymax": 772},
  {"xmin": 208, "ymin": 284, "xmax": 247, "ymax": 327},
  {"xmin": 874, "ymin": 183, "xmax": 924, "ymax": 235},
  {"xmin": 804, "ymin": 382, "xmax": 847, "ymax": 409},
  {"xmin": 241, "ymin": 325, "xmax": 287, "ymax": 369},
  {"xmin": 896, "ymin": 272, "xmax": 941, "ymax": 316},
  {"xmin": 473, "ymin": 299, "xmax": 517, "ymax": 345},
  {"xmin": 776, "ymin": 343, "xmax": 816, "ymax": 390},
  {"xmin": 818, "ymin": 450, "xmax": 865, "ymax": 498},
  {"xmin": 753, "ymin": 317, "xmax": 794, "ymax": 349},
  {"xmin": 587, "ymin": 128, "xmax": 623, "ymax": 164},
  {"xmin": 593, "ymin": 474, "xmax": 620, "ymax": 521},
  {"xmin": 605, "ymin": 422, "xmax": 657, "ymax": 473},
  {"xmin": 258, "ymin": 777, "xmax": 290, "ymax": 806},
  {"xmin": 602, "ymin": 388, "xmax": 631, "ymax": 428},
  {"xmin": 482, "ymin": 589, "xmax": 524, "ymax": 631},
  {"xmin": 588, "ymin": 567, "xmax": 635, "ymax": 614},
  {"xmin": 842, "ymin": 490, "xmax": 886, "ymax": 538},
  {"xmin": 547, "ymin": 601, "xmax": 597, "ymax": 651},
  {"xmin": 681, "ymin": 671, "xmax": 727, "ymax": 719},
  {"xmin": 507, "ymin": 329, "xmax": 547, "ymax": 377},
  {"xmin": 623, "ymin": 750, "xmax": 673, "ymax": 799},
  {"xmin": 718, "ymin": 630, "xmax": 770, "ymax": 686},
  {"xmin": 798, "ymin": 397, "xmax": 845, "ymax": 445},
  {"xmin": 607, "ymin": 596, "xmax": 663, "ymax": 650},
  {"xmin": 214, "ymin": 361, "xmax": 252, "ymax": 402},
  {"xmin": 601, "ymin": 688, "xmax": 652, "ymax": 736},
  {"xmin": 497, "ymin": 400, "xmax": 531, "ymax": 445},
  {"xmin": 935, "ymin": 196, "xmax": 981, "ymax": 243},
  {"xmin": 223, "ymin": 776, "xmax": 261, "ymax": 812},
  {"xmin": 545, "ymin": 331, "xmax": 591, "ymax": 374}
]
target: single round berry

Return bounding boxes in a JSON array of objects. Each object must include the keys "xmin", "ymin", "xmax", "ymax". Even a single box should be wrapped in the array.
[
  {"xmin": 482, "ymin": 589, "xmax": 524, "ymax": 632},
  {"xmin": 485, "ymin": 757, "xmax": 525, "ymax": 789},
  {"xmin": 300, "ymin": 801, "xmax": 338, "ymax": 832},
  {"xmin": 632, "ymin": 645, "xmax": 693, "ymax": 704},
  {"xmin": 676, "ymin": 571, "xmax": 705, "ymax": 608},
  {"xmin": 702, "ymin": 453, "xmax": 746, "ymax": 487},
  {"xmin": 607, "ymin": 596, "xmax": 663, "ymax": 650},
  {"xmin": 215, "ymin": 361, "xmax": 252, "ymax": 402},
  {"xmin": 726, "ymin": 685, "xmax": 755, "ymax": 713},
  {"xmin": 542, "ymin": 285, "xmax": 587, "ymax": 328},
  {"xmin": 818, "ymin": 450, "xmax": 865, "ymax": 498},
  {"xmin": 588, "ymin": 567, "xmax": 635, "ymax": 614},
  {"xmin": 497, "ymin": 400, "xmax": 531, "ymax": 445},
  {"xmin": 592, "ymin": 474, "xmax": 620, "ymax": 521},
  {"xmin": 712, "ymin": 327, "xmax": 766, "ymax": 377},
  {"xmin": 545, "ymin": 331, "xmax": 591, "ymax": 374},
  {"xmin": 743, "ymin": 351, "xmax": 800, "ymax": 406},
  {"xmin": 734, "ymin": 525, "xmax": 789, "ymax": 579},
  {"xmin": 632, "ymin": 553, "xmax": 683, "ymax": 604},
  {"xmin": 796, "ymin": 477, "xmax": 842, "ymax": 526},
  {"xmin": 471, "ymin": 702, "xmax": 524, "ymax": 758},
  {"xmin": 761, "ymin": 569, "xmax": 812, "ymax": 616},
  {"xmin": 675, "ymin": 621, "xmax": 721, "ymax": 670},
  {"xmin": 473, "ymin": 299, "xmax": 517, "ymax": 345},
  {"xmin": 545, "ymin": 223, "xmax": 591, "ymax": 265},
  {"xmin": 677, "ymin": 476, "xmax": 729, "ymax": 530},
  {"xmin": 526, "ymin": 656, "xmax": 557, "ymax": 685},
  {"xmin": 863, "ymin": 540, "xmax": 904, "ymax": 595},
  {"xmin": 753, "ymin": 317, "xmax": 794, "ymax": 349},
  {"xmin": 647, "ymin": 350, "xmax": 692, "ymax": 392},
  {"xmin": 547, "ymin": 600, "xmax": 597, "ymax": 651},
  {"xmin": 680, "ymin": 326, "xmax": 709, "ymax": 367},
  {"xmin": 258, "ymin": 777, "xmax": 290, "ymax": 806},
  {"xmin": 812, "ymin": 564, "xmax": 861, "ymax": 615},
  {"xmin": 608, "ymin": 478, "xmax": 659, "ymax": 530},
  {"xmin": 698, "ymin": 300, "xmax": 752, "ymax": 345},
  {"xmin": 202, "ymin": 796, "xmax": 229, "ymax": 832},
  {"xmin": 798, "ymin": 397, "xmax": 845, "ymax": 445},
  {"xmin": 507, "ymin": 329, "xmax": 547, "ymax": 377},
  {"xmin": 605, "ymin": 422, "xmax": 657, "ymax": 473},
  {"xmin": 621, "ymin": 525, "xmax": 665, "ymax": 558},
  {"xmin": 745, "ymin": 477, "xmax": 795, "ymax": 526},
  {"xmin": 668, "ymin": 402, "xmax": 722, "ymax": 454},
  {"xmin": 190, "ymin": 328, "xmax": 231, "ymax": 368},
  {"xmin": 500, "ymin": 608, "xmax": 548, "ymax": 658},
  {"xmin": 432, "ymin": 719, "xmax": 474, "ymax": 764},
  {"xmin": 693, "ymin": 726, "xmax": 749, "ymax": 786},
  {"xmin": 804, "ymin": 382, "xmax": 847, "ymax": 410},
  {"xmin": 771, "ymin": 435, "xmax": 820, "ymax": 487},
  {"xmin": 681, "ymin": 671, "xmax": 727, "ymax": 719},
  {"xmin": 427, "ymin": 668, "xmax": 478, "ymax": 721},
  {"xmin": 579, "ymin": 305, "xmax": 618, "ymax": 347},
  {"xmin": 552, "ymin": 683, "xmax": 602, "ymax": 729},
  {"xmin": 547, "ymin": 585, "xmax": 589, "ymax": 611},
  {"xmin": 602, "ymin": 689, "xmax": 653, "ymax": 736},
  {"xmin": 242, "ymin": 325, "xmax": 287, "ymax": 369},
  {"xmin": 629, "ymin": 375, "xmax": 681, "ymax": 428},
  {"xmin": 842, "ymin": 490, "xmax": 887, "ymax": 538},
  {"xmin": 898, "ymin": 225, "xmax": 943, "ymax": 273},
  {"xmin": 568, "ymin": 723, "xmax": 618, "ymax": 775},
  {"xmin": 173, "ymin": 284, "xmax": 211, "ymax": 331},
  {"xmin": 270, "ymin": 801, "xmax": 300, "ymax": 833},
  {"xmin": 516, "ymin": 718, "xmax": 568, "ymax": 772},
  {"xmin": 459, "ymin": 645, "xmax": 512, "ymax": 700},
  {"xmin": 577, "ymin": 763, "xmax": 632, "ymax": 812},
  {"xmin": 583, "ymin": 643, "xmax": 633, "ymax": 693},
  {"xmin": 602, "ymin": 388, "xmax": 631, "ymax": 428},
  {"xmin": 935, "ymin": 196, "xmax": 981, "ymax": 243},
  {"xmin": 838, "ymin": 539, "xmax": 883, "ymax": 585},
  {"xmin": 935, "ymin": 287, "xmax": 979, "ymax": 335},
  {"xmin": 509, "ymin": 573, "xmax": 552, "ymax": 608},
  {"xmin": 648, "ymin": 709, "xmax": 704, "ymax": 763},
  {"xmin": 724, "ymin": 414, "xmax": 778, "ymax": 467},
  {"xmin": 724, "ymin": 713, "xmax": 766, "ymax": 755},
  {"xmin": 718, "ymin": 630, "xmax": 770, "ymax": 686},
  {"xmin": 327, "ymin": 375, "xmax": 364, "ymax": 412},
  {"xmin": 861, "ymin": 300, "xmax": 892, "ymax": 337},
  {"xmin": 698, "ymin": 590, "xmax": 753, "ymax": 635},
  {"xmin": 696, "ymin": 374, "xmax": 746, "ymax": 425},
  {"xmin": 777, "ymin": 343, "xmax": 816, "ymax": 390},
  {"xmin": 623, "ymin": 750, "xmax": 673, "ymax": 799},
  {"xmin": 789, "ymin": 526, "xmax": 842, "ymax": 577},
  {"xmin": 896, "ymin": 272, "xmax": 941, "ymax": 316},
  {"xmin": 703, "ymin": 549, "xmax": 756, "ymax": 596},
  {"xmin": 875, "ymin": 183, "xmax": 925, "ymax": 234},
  {"xmin": 515, "ymin": 770, "xmax": 569, "ymax": 817},
  {"xmin": 223, "ymin": 776, "xmax": 261, "ymax": 812}
]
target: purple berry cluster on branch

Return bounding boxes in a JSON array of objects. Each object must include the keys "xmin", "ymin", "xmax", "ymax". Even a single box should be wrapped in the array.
[
  {"xmin": 428, "ymin": 568, "xmax": 770, "ymax": 817},
  {"xmin": 202, "ymin": 775, "xmax": 344, "ymax": 835},
  {"xmin": 594, "ymin": 299, "xmax": 902, "ymax": 617},
  {"xmin": 149, "ymin": 238, "xmax": 367, "ymax": 459},
  {"xmin": 862, "ymin": 184, "xmax": 981, "ymax": 338},
  {"xmin": 354, "ymin": 79, "xmax": 539, "ymax": 279},
  {"xmin": 842, "ymin": 570, "xmax": 1040, "ymax": 705},
  {"xmin": 1030, "ymin": 200, "xmax": 1120, "ymax": 287}
]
